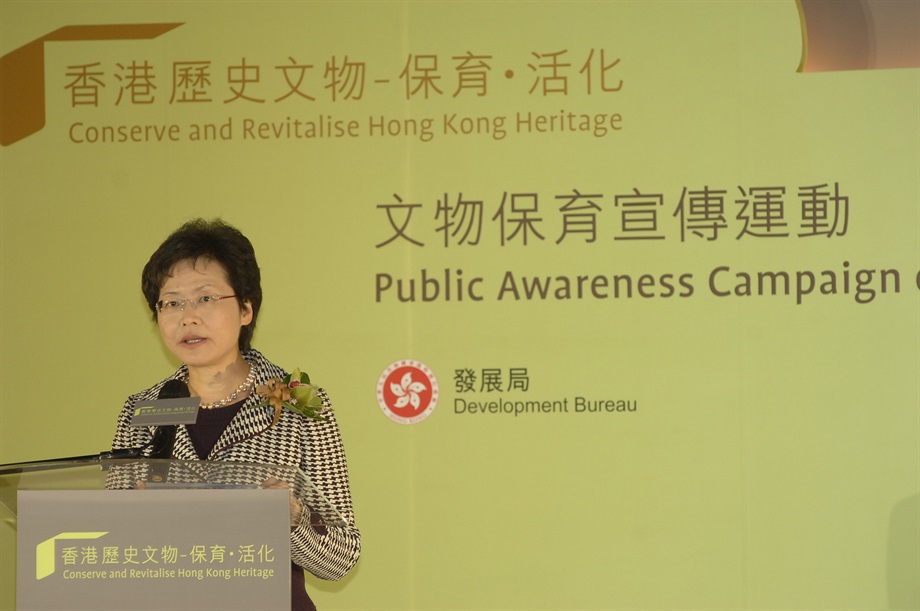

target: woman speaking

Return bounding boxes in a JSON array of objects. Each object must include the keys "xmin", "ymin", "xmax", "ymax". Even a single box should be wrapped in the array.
[{"xmin": 109, "ymin": 218, "xmax": 360, "ymax": 610}]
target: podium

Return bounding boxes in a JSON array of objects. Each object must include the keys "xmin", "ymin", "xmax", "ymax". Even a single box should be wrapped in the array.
[{"xmin": 0, "ymin": 458, "xmax": 346, "ymax": 610}]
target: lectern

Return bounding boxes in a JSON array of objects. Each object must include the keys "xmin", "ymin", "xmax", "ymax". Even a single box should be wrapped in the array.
[{"xmin": 0, "ymin": 458, "xmax": 345, "ymax": 610}]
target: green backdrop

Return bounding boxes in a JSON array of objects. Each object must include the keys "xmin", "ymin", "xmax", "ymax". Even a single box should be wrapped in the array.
[{"xmin": 1, "ymin": 1, "xmax": 918, "ymax": 609}]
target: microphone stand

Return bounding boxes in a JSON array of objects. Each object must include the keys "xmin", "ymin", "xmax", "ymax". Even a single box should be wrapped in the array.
[{"xmin": 0, "ymin": 446, "xmax": 149, "ymax": 476}]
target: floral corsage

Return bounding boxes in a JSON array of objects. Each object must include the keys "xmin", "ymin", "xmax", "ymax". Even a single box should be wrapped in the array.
[{"xmin": 256, "ymin": 369, "xmax": 330, "ymax": 423}]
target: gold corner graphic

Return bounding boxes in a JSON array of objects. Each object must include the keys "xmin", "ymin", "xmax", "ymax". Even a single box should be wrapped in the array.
[
  {"xmin": 797, "ymin": 0, "xmax": 920, "ymax": 73},
  {"xmin": 36, "ymin": 532, "xmax": 108, "ymax": 580},
  {"xmin": 0, "ymin": 23, "xmax": 183, "ymax": 147}
]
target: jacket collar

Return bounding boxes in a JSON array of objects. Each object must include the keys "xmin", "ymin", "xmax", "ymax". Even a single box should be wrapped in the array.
[{"xmin": 168, "ymin": 349, "xmax": 287, "ymax": 460}]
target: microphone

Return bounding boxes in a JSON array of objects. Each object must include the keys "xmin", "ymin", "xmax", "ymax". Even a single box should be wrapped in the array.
[
  {"xmin": 148, "ymin": 379, "xmax": 190, "ymax": 459},
  {"xmin": 147, "ymin": 379, "xmax": 190, "ymax": 484},
  {"xmin": 97, "ymin": 379, "xmax": 190, "ymax": 462},
  {"xmin": 0, "ymin": 379, "xmax": 195, "ymax": 476}
]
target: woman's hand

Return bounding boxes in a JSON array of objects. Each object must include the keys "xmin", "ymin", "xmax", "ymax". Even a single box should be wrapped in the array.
[{"xmin": 260, "ymin": 476, "xmax": 304, "ymax": 529}]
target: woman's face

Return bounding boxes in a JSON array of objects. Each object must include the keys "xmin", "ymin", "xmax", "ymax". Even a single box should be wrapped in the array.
[{"xmin": 156, "ymin": 258, "xmax": 253, "ymax": 372}]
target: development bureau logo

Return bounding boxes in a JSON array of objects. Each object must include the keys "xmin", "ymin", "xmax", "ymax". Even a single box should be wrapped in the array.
[{"xmin": 376, "ymin": 360, "xmax": 439, "ymax": 425}]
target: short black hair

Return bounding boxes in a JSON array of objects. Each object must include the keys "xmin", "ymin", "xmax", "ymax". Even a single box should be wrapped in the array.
[{"xmin": 141, "ymin": 218, "xmax": 262, "ymax": 352}]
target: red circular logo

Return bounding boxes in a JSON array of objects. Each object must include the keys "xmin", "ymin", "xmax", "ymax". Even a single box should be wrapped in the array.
[{"xmin": 376, "ymin": 360, "xmax": 439, "ymax": 425}]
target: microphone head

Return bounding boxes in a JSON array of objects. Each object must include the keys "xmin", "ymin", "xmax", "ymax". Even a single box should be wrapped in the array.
[
  {"xmin": 149, "ymin": 379, "xmax": 188, "ymax": 460},
  {"xmin": 158, "ymin": 379, "xmax": 190, "ymax": 400}
]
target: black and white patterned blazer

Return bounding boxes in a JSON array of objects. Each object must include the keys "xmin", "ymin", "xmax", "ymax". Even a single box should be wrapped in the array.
[{"xmin": 109, "ymin": 349, "xmax": 361, "ymax": 580}]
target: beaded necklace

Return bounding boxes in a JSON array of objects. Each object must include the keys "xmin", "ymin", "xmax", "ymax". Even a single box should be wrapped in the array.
[{"xmin": 197, "ymin": 365, "xmax": 256, "ymax": 410}]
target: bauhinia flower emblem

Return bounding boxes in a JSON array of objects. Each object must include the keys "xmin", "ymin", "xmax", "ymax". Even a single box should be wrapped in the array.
[
  {"xmin": 256, "ymin": 368, "xmax": 329, "ymax": 424},
  {"xmin": 391, "ymin": 371, "xmax": 427, "ymax": 409}
]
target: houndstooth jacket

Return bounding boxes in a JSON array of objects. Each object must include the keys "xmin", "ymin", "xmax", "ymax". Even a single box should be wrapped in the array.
[{"xmin": 108, "ymin": 349, "xmax": 361, "ymax": 581}]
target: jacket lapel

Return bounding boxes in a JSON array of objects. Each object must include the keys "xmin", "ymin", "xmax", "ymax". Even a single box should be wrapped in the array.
[
  {"xmin": 208, "ymin": 392, "xmax": 275, "ymax": 459},
  {"xmin": 161, "ymin": 349, "xmax": 286, "ymax": 461}
]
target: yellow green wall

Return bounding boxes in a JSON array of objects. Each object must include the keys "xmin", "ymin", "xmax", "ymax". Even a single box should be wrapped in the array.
[{"xmin": 2, "ymin": 1, "xmax": 918, "ymax": 609}]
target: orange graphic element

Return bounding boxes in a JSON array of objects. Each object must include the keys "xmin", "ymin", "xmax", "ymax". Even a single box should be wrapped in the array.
[
  {"xmin": 797, "ymin": 0, "xmax": 920, "ymax": 72},
  {"xmin": 0, "ymin": 23, "xmax": 183, "ymax": 146}
]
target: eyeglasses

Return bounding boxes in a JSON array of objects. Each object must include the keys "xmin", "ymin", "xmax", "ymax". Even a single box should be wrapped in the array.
[{"xmin": 155, "ymin": 294, "xmax": 238, "ymax": 315}]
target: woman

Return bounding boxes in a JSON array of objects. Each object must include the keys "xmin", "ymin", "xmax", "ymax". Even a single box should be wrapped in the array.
[{"xmin": 109, "ymin": 218, "xmax": 360, "ymax": 610}]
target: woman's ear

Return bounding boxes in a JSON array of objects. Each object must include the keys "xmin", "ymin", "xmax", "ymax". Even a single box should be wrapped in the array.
[{"xmin": 240, "ymin": 300, "xmax": 254, "ymax": 325}]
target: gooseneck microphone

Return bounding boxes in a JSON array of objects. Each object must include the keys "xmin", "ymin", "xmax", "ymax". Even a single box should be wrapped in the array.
[
  {"xmin": 0, "ymin": 378, "xmax": 195, "ymax": 475},
  {"xmin": 146, "ymin": 379, "xmax": 191, "ymax": 484},
  {"xmin": 148, "ymin": 379, "xmax": 190, "ymax": 459}
]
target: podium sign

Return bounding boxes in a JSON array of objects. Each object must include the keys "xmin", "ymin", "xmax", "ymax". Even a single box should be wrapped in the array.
[{"xmin": 16, "ymin": 488, "xmax": 291, "ymax": 611}]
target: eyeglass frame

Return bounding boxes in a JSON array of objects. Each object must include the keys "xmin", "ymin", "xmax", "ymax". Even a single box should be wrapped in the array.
[{"xmin": 155, "ymin": 294, "xmax": 239, "ymax": 315}]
